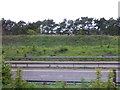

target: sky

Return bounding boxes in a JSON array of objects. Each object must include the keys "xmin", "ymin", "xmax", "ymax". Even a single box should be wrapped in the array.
[{"xmin": 0, "ymin": 0, "xmax": 120, "ymax": 23}]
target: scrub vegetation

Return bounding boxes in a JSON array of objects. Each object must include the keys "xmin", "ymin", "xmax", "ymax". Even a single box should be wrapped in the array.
[{"xmin": 2, "ymin": 35, "xmax": 119, "ymax": 61}]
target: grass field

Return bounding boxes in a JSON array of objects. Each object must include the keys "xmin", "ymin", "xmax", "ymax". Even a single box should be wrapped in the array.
[
  {"xmin": 3, "ymin": 81, "xmax": 119, "ymax": 88},
  {"xmin": 2, "ymin": 35, "xmax": 119, "ymax": 61}
]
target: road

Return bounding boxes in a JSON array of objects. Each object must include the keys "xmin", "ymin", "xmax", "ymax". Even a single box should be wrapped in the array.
[{"xmin": 11, "ymin": 68, "xmax": 120, "ymax": 82}]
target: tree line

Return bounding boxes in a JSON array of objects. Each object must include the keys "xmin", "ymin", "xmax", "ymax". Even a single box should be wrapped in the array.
[{"xmin": 1, "ymin": 17, "xmax": 120, "ymax": 35}]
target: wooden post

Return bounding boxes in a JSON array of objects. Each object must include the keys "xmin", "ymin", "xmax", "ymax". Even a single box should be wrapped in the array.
[{"xmin": 113, "ymin": 69, "xmax": 116, "ymax": 87}]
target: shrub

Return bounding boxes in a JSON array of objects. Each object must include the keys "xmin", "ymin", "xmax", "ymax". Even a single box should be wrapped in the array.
[
  {"xmin": 105, "ymin": 69, "xmax": 116, "ymax": 88},
  {"xmin": 13, "ymin": 68, "xmax": 27, "ymax": 88},
  {"xmin": 43, "ymin": 48, "xmax": 47, "ymax": 55},
  {"xmin": 32, "ymin": 44, "xmax": 37, "ymax": 52},
  {"xmin": 2, "ymin": 57, "xmax": 13, "ymax": 85},
  {"xmin": 58, "ymin": 47, "xmax": 68, "ymax": 53},
  {"xmin": 90, "ymin": 68, "xmax": 104, "ymax": 88},
  {"xmin": 2, "ymin": 56, "xmax": 27, "ymax": 88},
  {"xmin": 90, "ymin": 68, "xmax": 116, "ymax": 88},
  {"xmin": 7, "ymin": 68, "xmax": 27, "ymax": 88},
  {"xmin": 27, "ymin": 29, "xmax": 37, "ymax": 35},
  {"xmin": 35, "ymin": 27, "xmax": 40, "ymax": 33}
]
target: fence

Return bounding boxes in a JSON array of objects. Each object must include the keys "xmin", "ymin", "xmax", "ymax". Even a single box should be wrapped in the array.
[{"xmin": 4, "ymin": 56, "xmax": 120, "ymax": 68}]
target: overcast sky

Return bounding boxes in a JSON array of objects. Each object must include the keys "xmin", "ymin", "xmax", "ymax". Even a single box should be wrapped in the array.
[{"xmin": 0, "ymin": 0, "xmax": 120, "ymax": 23}]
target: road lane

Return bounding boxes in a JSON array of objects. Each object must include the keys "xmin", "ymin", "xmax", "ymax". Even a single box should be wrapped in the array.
[{"xmin": 11, "ymin": 68, "xmax": 119, "ymax": 82}]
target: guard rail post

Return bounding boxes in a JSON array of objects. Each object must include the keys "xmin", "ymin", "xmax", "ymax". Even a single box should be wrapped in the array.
[{"xmin": 113, "ymin": 69, "xmax": 116, "ymax": 87}]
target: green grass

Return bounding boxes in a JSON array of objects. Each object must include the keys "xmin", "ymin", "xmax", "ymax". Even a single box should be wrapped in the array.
[
  {"xmin": 3, "ymin": 35, "xmax": 119, "ymax": 46},
  {"xmin": 3, "ymin": 82, "xmax": 120, "ymax": 88},
  {"xmin": 1, "ymin": 83, "xmax": 91, "ymax": 88},
  {"xmin": 3, "ymin": 45, "xmax": 118, "ymax": 58},
  {"xmin": 2, "ymin": 35, "xmax": 119, "ymax": 61}
]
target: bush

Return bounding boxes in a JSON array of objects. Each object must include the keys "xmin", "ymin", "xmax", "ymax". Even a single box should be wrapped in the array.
[
  {"xmin": 2, "ymin": 57, "xmax": 13, "ymax": 85},
  {"xmin": 105, "ymin": 69, "xmax": 116, "ymax": 88},
  {"xmin": 6, "ymin": 68, "xmax": 27, "ymax": 88},
  {"xmin": 13, "ymin": 68, "xmax": 27, "ymax": 88},
  {"xmin": 2, "ymin": 56, "xmax": 27, "ymax": 88},
  {"xmin": 32, "ymin": 44, "xmax": 37, "ymax": 51},
  {"xmin": 90, "ymin": 68, "xmax": 116, "ymax": 88},
  {"xmin": 58, "ymin": 46, "xmax": 68, "ymax": 53},
  {"xmin": 35, "ymin": 27, "xmax": 40, "ymax": 33},
  {"xmin": 27, "ymin": 29, "xmax": 37, "ymax": 35},
  {"xmin": 90, "ymin": 68, "xmax": 103, "ymax": 88}
]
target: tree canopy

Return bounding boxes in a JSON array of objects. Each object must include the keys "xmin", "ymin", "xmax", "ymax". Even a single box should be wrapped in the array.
[{"xmin": 1, "ymin": 17, "xmax": 120, "ymax": 36}]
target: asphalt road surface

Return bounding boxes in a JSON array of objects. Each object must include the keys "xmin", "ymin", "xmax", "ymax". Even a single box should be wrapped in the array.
[{"xmin": 11, "ymin": 68, "xmax": 120, "ymax": 82}]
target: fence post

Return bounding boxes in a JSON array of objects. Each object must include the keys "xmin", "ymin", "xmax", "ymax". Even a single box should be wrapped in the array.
[{"xmin": 113, "ymin": 69, "xmax": 116, "ymax": 87}]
